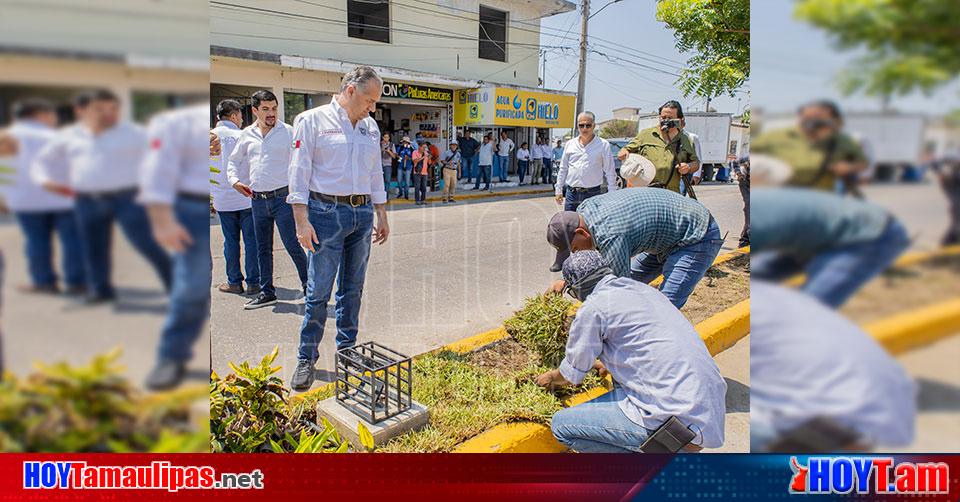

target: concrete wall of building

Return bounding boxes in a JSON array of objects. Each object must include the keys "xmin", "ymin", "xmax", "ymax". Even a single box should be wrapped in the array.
[{"xmin": 210, "ymin": 0, "xmax": 562, "ymax": 89}]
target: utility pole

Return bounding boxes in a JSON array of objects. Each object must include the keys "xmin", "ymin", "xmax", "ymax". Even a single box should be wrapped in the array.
[
  {"xmin": 541, "ymin": 50, "xmax": 546, "ymax": 88},
  {"xmin": 575, "ymin": 0, "xmax": 589, "ymax": 123}
]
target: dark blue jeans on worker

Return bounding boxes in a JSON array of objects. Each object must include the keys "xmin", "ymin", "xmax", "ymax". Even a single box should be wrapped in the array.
[
  {"xmin": 398, "ymin": 164, "xmax": 412, "ymax": 199},
  {"xmin": 463, "ymin": 153, "xmax": 479, "ymax": 182},
  {"xmin": 630, "ymin": 217, "xmax": 724, "ymax": 309},
  {"xmin": 74, "ymin": 189, "xmax": 172, "ymax": 297},
  {"xmin": 157, "ymin": 197, "xmax": 211, "ymax": 363},
  {"xmin": 217, "ymin": 208, "xmax": 259, "ymax": 289},
  {"xmin": 543, "ymin": 158, "xmax": 553, "ymax": 184},
  {"xmin": 473, "ymin": 164, "xmax": 492, "ymax": 190},
  {"xmin": 497, "ymin": 155, "xmax": 510, "ymax": 181},
  {"xmin": 298, "ymin": 198, "xmax": 374, "ymax": 364},
  {"xmin": 563, "ymin": 185, "xmax": 602, "ymax": 212},
  {"xmin": 751, "ymin": 217, "xmax": 910, "ymax": 308},
  {"xmin": 16, "ymin": 210, "xmax": 85, "ymax": 288},
  {"xmin": 251, "ymin": 193, "xmax": 309, "ymax": 297},
  {"xmin": 518, "ymin": 160, "xmax": 528, "ymax": 184},
  {"xmin": 551, "ymin": 385, "xmax": 654, "ymax": 453},
  {"xmin": 413, "ymin": 173, "xmax": 428, "ymax": 203}
]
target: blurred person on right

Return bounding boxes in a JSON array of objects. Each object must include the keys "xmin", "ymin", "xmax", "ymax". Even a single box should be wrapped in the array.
[
  {"xmin": 751, "ymin": 281, "xmax": 916, "ymax": 452},
  {"xmin": 931, "ymin": 154, "xmax": 960, "ymax": 246},
  {"xmin": 751, "ymin": 100, "xmax": 867, "ymax": 197},
  {"xmin": 31, "ymin": 89, "xmax": 172, "ymax": 304}
]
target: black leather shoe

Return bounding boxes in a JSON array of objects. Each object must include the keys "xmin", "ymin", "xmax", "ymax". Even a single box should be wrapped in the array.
[
  {"xmin": 244, "ymin": 292, "xmax": 277, "ymax": 310},
  {"xmin": 291, "ymin": 360, "xmax": 315, "ymax": 391},
  {"xmin": 145, "ymin": 359, "xmax": 185, "ymax": 391},
  {"xmin": 549, "ymin": 263, "xmax": 562, "ymax": 273}
]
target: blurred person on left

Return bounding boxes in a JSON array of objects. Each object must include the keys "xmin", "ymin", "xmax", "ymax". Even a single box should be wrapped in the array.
[
  {"xmin": 138, "ymin": 104, "xmax": 210, "ymax": 390},
  {"xmin": 31, "ymin": 89, "xmax": 172, "ymax": 304},
  {"xmin": 0, "ymin": 98, "xmax": 86, "ymax": 295}
]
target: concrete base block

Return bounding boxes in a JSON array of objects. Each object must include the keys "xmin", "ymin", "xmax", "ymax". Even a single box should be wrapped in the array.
[{"xmin": 317, "ymin": 397, "xmax": 430, "ymax": 448}]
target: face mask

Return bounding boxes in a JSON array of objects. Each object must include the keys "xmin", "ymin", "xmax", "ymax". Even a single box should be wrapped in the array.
[
  {"xmin": 660, "ymin": 118, "xmax": 681, "ymax": 130},
  {"xmin": 564, "ymin": 266, "xmax": 613, "ymax": 301}
]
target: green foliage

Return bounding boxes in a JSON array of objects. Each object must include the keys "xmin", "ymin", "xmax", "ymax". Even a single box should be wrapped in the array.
[
  {"xmin": 656, "ymin": 0, "xmax": 750, "ymax": 99},
  {"xmin": 795, "ymin": 0, "xmax": 960, "ymax": 97},
  {"xmin": 504, "ymin": 294, "xmax": 576, "ymax": 368},
  {"xmin": 0, "ymin": 349, "xmax": 206, "ymax": 452},
  {"xmin": 598, "ymin": 119, "xmax": 638, "ymax": 139}
]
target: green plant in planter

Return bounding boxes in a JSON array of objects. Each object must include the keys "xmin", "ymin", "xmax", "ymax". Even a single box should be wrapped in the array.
[{"xmin": 503, "ymin": 294, "xmax": 576, "ymax": 368}]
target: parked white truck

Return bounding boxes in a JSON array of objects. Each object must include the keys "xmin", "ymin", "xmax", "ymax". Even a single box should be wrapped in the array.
[
  {"xmin": 843, "ymin": 113, "xmax": 926, "ymax": 181},
  {"xmin": 637, "ymin": 112, "xmax": 732, "ymax": 180}
]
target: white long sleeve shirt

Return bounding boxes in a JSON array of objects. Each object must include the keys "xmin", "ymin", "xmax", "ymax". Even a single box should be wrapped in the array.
[
  {"xmin": 138, "ymin": 105, "xmax": 209, "ymax": 205},
  {"xmin": 32, "ymin": 121, "xmax": 147, "ymax": 193},
  {"xmin": 478, "ymin": 142, "xmax": 495, "ymax": 166},
  {"xmin": 227, "ymin": 121, "xmax": 293, "ymax": 193},
  {"xmin": 497, "ymin": 138, "xmax": 514, "ymax": 157},
  {"xmin": 531, "ymin": 144, "xmax": 543, "ymax": 159},
  {"xmin": 210, "ymin": 120, "xmax": 250, "ymax": 212},
  {"xmin": 555, "ymin": 135, "xmax": 618, "ymax": 195},
  {"xmin": 286, "ymin": 97, "xmax": 386, "ymax": 205},
  {"xmin": 0, "ymin": 121, "xmax": 73, "ymax": 212}
]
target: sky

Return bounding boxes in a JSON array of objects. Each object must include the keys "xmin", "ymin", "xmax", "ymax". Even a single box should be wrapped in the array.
[{"xmin": 539, "ymin": 0, "xmax": 745, "ymax": 122}]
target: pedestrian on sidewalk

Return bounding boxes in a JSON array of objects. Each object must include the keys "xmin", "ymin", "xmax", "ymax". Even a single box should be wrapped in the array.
[
  {"xmin": 545, "ymin": 187, "xmax": 722, "ymax": 309},
  {"xmin": 932, "ymin": 155, "xmax": 960, "ymax": 246},
  {"xmin": 530, "ymin": 137, "xmax": 543, "ymax": 185},
  {"xmin": 228, "ymin": 90, "xmax": 309, "ymax": 310},
  {"xmin": 735, "ymin": 155, "xmax": 750, "ymax": 248},
  {"xmin": 0, "ymin": 98, "xmax": 86, "ymax": 296},
  {"xmin": 381, "ymin": 132, "xmax": 397, "ymax": 199},
  {"xmin": 440, "ymin": 141, "xmax": 461, "ymax": 203},
  {"xmin": 458, "ymin": 130, "xmax": 479, "ymax": 184},
  {"xmin": 396, "ymin": 137, "xmax": 414, "ymax": 200},
  {"xmin": 550, "ymin": 139, "xmax": 563, "ymax": 185},
  {"xmin": 211, "ymin": 99, "xmax": 260, "ymax": 296},
  {"xmin": 555, "ymin": 111, "xmax": 617, "ymax": 215},
  {"xmin": 540, "ymin": 137, "xmax": 553, "ymax": 185},
  {"xmin": 517, "ymin": 142, "xmax": 530, "ymax": 185},
  {"xmin": 537, "ymin": 250, "xmax": 726, "ymax": 453},
  {"xmin": 496, "ymin": 131, "xmax": 514, "ymax": 182},
  {"xmin": 32, "ymin": 89, "xmax": 171, "ymax": 304},
  {"xmin": 473, "ymin": 134, "xmax": 493, "ymax": 191},
  {"xmin": 618, "ymin": 100, "xmax": 699, "ymax": 195},
  {"xmin": 412, "ymin": 143, "xmax": 431, "ymax": 205},
  {"xmin": 287, "ymin": 66, "xmax": 390, "ymax": 392}
]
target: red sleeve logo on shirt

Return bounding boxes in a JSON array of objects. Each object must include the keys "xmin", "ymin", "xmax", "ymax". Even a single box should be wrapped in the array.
[
  {"xmin": 292, "ymin": 140, "xmax": 301, "ymax": 149},
  {"xmin": 150, "ymin": 138, "xmax": 162, "ymax": 149}
]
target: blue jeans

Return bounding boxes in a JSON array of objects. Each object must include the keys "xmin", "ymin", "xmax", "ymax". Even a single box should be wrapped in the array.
[
  {"xmin": 413, "ymin": 173, "xmax": 428, "ymax": 203},
  {"xmin": 74, "ymin": 190, "xmax": 172, "ymax": 297},
  {"xmin": 473, "ymin": 165, "xmax": 492, "ymax": 190},
  {"xmin": 563, "ymin": 186, "xmax": 602, "ymax": 212},
  {"xmin": 752, "ymin": 218, "xmax": 910, "ymax": 308},
  {"xmin": 15, "ymin": 210, "xmax": 85, "ymax": 288},
  {"xmin": 298, "ymin": 199, "xmax": 374, "ymax": 364},
  {"xmin": 382, "ymin": 164, "xmax": 392, "ymax": 197},
  {"xmin": 518, "ymin": 160, "xmax": 528, "ymax": 184},
  {"xmin": 496, "ymin": 155, "xmax": 510, "ymax": 181},
  {"xmin": 217, "ymin": 208, "xmax": 259, "ymax": 288},
  {"xmin": 551, "ymin": 386, "xmax": 654, "ymax": 453},
  {"xmin": 463, "ymin": 153, "xmax": 479, "ymax": 182},
  {"xmin": 543, "ymin": 158, "xmax": 553, "ymax": 184},
  {"xmin": 157, "ymin": 197, "xmax": 211, "ymax": 362},
  {"xmin": 251, "ymin": 195, "xmax": 309, "ymax": 297},
  {"xmin": 630, "ymin": 218, "xmax": 724, "ymax": 309},
  {"xmin": 398, "ymin": 166, "xmax": 412, "ymax": 199}
]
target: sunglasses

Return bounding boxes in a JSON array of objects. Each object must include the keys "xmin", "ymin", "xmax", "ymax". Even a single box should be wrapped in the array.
[{"xmin": 577, "ymin": 123, "xmax": 594, "ymax": 129}]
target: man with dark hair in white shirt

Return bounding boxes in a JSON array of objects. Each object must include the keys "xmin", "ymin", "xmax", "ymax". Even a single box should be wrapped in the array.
[{"xmin": 287, "ymin": 66, "xmax": 391, "ymax": 391}]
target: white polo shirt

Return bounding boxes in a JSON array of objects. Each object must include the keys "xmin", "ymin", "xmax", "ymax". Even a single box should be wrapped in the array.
[
  {"xmin": 0, "ymin": 120, "xmax": 73, "ymax": 212},
  {"xmin": 32, "ymin": 121, "xmax": 147, "ymax": 193},
  {"xmin": 138, "ymin": 105, "xmax": 210, "ymax": 205},
  {"xmin": 286, "ymin": 97, "xmax": 386, "ymax": 205},
  {"xmin": 555, "ymin": 135, "xmax": 618, "ymax": 195},
  {"xmin": 497, "ymin": 137, "xmax": 514, "ymax": 157},
  {"xmin": 227, "ymin": 121, "xmax": 293, "ymax": 193},
  {"xmin": 210, "ymin": 120, "xmax": 250, "ymax": 212}
]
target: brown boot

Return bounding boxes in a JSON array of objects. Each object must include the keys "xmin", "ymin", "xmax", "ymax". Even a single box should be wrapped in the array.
[
  {"xmin": 17, "ymin": 284, "xmax": 59, "ymax": 295},
  {"xmin": 217, "ymin": 283, "xmax": 244, "ymax": 294}
]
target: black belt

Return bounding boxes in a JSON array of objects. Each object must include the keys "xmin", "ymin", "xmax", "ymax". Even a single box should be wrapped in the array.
[
  {"xmin": 566, "ymin": 185, "xmax": 601, "ymax": 193},
  {"xmin": 310, "ymin": 191, "xmax": 370, "ymax": 207},
  {"xmin": 76, "ymin": 187, "xmax": 138, "ymax": 198},
  {"xmin": 252, "ymin": 186, "xmax": 289, "ymax": 200},
  {"xmin": 178, "ymin": 192, "xmax": 210, "ymax": 204}
]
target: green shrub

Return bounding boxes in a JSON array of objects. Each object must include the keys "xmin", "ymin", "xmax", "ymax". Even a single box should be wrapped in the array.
[{"xmin": 503, "ymin": 294, "xmax": 576, "ymax": 368}]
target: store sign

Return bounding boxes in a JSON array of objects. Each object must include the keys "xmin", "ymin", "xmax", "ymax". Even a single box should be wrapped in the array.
[
  {"xmin": 381, "ymin": 82, "xmax": 453, "ymax": 103},
  {"xmin": 454, "ymin": 87, "xmax": 575, "ymax": 128}
]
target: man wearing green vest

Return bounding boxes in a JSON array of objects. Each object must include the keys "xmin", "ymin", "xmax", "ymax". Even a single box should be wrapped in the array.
[
  {"xmin": 751, "ymin": 100, "xmax": 867, "ymax": 194},
  {"xmin": 617, "ymin": 100, "xmax": 699, "ymax": 194}
]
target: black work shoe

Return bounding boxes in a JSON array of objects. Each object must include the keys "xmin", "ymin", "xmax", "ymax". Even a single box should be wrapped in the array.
[
  {"xmin": 291, "ymin": 360, "xmax": 315, "ymax": 391},
  {"xmin": 549, "ymin": 263, "xmax": 562, "ymax": 273},
  {"xmin": 244, "ymin": 292, "xmax": 277, "ymax": 310},
  {"xmin": 84, "ymin": 292, "xmax": 116, "ymax": 305},
  {"xmin": 145, "ymin": 359, "xmax": 185, "ymax": 391}
]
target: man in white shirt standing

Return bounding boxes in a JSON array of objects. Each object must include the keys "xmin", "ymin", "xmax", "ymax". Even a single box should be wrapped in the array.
[
  {"xmin": 32, "ymin": 89, "xmax": 171, "ymax": 304},
  {"xmin": 472, "ymin": 134, "xmax": 494, "ymax": 191},
  {"xmin": 553, "ymin": 112, "xmax": 618, "ymax": 264},
  {"xmin": 227, "ymin": 90, "xmax": 308, "ymax": 310},
  {"xmin": 495, "ymin": 130, "xmax": 514, "ymax": 182},
  {"xmin": 287, "ymin": 66, "xmax": 390, "ymax": 391},
  {"xmin": 0, "ymin": 98, "xmax": 86, "ymax": 295},
  {"xmin": 138, "ymin": 105, "xmax": 211, "ymax": 390},
  {"xmin": 530, "ymin": 137, "xmax": 544, "ymax": 185},
  {"xmin": 211, "ymin": 99, "xmax": 259, "ymax": 296},
  {"xmin": 539, "ymin": 137, "xmax": 554, "ymax": 185}
]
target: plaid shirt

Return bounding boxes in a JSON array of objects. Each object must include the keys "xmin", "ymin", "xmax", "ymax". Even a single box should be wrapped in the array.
[{"xmin": 577, "ymin": 188, "xmax": 712, "ymax": 276}]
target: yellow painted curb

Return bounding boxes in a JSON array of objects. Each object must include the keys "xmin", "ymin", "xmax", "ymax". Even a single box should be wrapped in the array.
[
  {"xmin": 388, "ymin": 188, "xmax": 552, "ymax": 205},
  {"xmin": 864, "ymin": 297, "xmax": 960, "ymax": 356},
  {"xmin": 453, "ymin": 301, "xmax": 751, "ymax": 453}
]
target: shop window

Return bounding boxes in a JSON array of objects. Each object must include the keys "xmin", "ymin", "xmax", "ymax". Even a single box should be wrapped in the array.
[
  {"xmin": 479, "ymin": 5, "xmax": 507, "ymax": 62},
  {"xmin": 348, "ymin": 0, "xmax": 390, "ymax": 44}
]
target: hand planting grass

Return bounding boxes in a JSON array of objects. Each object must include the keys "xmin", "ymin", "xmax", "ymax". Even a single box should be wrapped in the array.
[
  {"xmin": 503, "ymin": 293, "xmax": 576, "ymax": 368},
  {"xmin": 0, "ymin": 349, "xmax": 207, "ymax": 452}
]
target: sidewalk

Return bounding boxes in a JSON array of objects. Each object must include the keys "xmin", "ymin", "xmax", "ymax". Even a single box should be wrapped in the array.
[{"xmin": 386, "ymin": 178, "xmax": 553, "ymax": 205}]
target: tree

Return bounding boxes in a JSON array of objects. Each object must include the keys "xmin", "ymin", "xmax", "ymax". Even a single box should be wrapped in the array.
[
  {"xmin": 598, "ymin": 119, "xmax": 638, "ymax": 139},
  {"xmin": 655, "ymin": 0, "xmax": 749, "ymax": 100},
  {"xmin": 795, "ymin": 0, "xmax": 960, "ymax": 99}
]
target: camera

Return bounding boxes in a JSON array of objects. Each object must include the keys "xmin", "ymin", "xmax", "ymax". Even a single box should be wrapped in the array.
[{"xmin": 660, "ymin": 118, "xmax": 681, "ymax": 129}]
